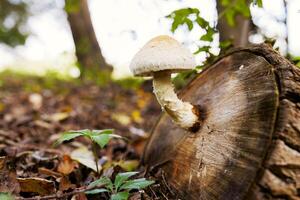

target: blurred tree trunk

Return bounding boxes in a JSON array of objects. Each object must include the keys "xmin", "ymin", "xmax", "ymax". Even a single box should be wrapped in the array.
[
  {"xmin": 65, "ymin": 0, "xmax": 112, "ymax": 79},
  {"xmin": 217, "ymin": 0, "xmax": 254, "ymax": 47}
]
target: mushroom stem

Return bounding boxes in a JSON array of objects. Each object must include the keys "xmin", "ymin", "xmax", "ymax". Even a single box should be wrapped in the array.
[{"xmin": 153, "ymin": 71, "xmax": 199, "ymax": 130}]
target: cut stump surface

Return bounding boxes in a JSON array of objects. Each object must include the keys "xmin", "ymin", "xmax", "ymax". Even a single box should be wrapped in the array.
[{"xmin": 143, "ymin": 45, "xmax": 300, "ymax": 200}]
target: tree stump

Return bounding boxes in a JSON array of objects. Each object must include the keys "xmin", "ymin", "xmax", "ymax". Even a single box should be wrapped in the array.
[{"xmin": 143, "ymin": 45, "xmax": 300, "ymax": 200}]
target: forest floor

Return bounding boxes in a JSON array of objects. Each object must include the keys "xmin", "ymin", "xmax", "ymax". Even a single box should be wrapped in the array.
[{"xmin": 0, "ymin": 71, "xmax": 175, "ymax": 199}]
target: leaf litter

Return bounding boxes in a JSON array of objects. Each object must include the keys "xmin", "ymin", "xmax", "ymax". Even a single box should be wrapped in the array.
[{"xmin": 0, "ymin": 75, "xmax": 175, "ymax": 199}]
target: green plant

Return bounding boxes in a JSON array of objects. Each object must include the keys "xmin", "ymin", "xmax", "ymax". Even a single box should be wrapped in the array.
[
  {"xmin": 85, "ymin": 171, "xmax": 155, "ymax": 200},
  {"xmin": 290, "ymin": 56, "xmax": 300, "ymax": 68},
  {"xmin": 167, "ymin": 8, "xmax": 217, "ymax": 65},
  {"xmin": 0, "ymin": 193, "xmax": 14, "ymax": 200},
  {"xmin": 55, "ymin": 129, "xmax": 122, "ymax": 174}
]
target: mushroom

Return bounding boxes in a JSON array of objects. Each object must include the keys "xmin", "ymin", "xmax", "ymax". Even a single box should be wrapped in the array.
[{"xmin": 129, "ymin": 35, "xmax": 200, "ymax": 131}]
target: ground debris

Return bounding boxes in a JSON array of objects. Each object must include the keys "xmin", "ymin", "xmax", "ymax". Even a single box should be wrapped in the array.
[{"xmin": 0, "ymin": 75, "xmax": 164, "ymax": 199}]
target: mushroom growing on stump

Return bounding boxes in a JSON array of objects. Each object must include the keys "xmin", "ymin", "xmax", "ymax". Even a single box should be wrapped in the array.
[
  {"xmin": 130, "ymin": 40, "xmax": 300, "ymax": 200},
  {"xmin": 130, "ymin": 35, "xmax": 201, "ymax": 132}
]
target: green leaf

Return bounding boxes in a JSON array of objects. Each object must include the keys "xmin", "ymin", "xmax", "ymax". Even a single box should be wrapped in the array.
[
  {"xmin": 185, "ymin": 18, "xmax": 194, "ymax": 31},
  {"xmin": 167, "ymin": 8, "xmax": 200, "ymax": 32},
  {"xmin": 72, "ymin": 129, "xmax": 92, "ymax": 136},
  {"xmin": 88, "ymin": 177, "xmax": 113, "ymax": 192},
  {"xmin": 91, "ymin": 133, "xmax": 122, "ymax": 149},
  {"xmin": 193, "ymin": 46, "xmax": 210, "ymax": 54},
  {"xmin": 196, "ymin": 16, "xmax": 209, "ymax": 28},
  {"xmin": 65, "ymin": 0, "xmax": 80, "ymax": 13},
  {"xmin": 219, "ymin": 40, "xmax": 232, "ymax": 49},
  {"xmin": 225, "ymin": 9, "xmax": 236, "ymax": 27},
  {"xmin": 85, "ymin": 188, "xmax": 109, "ymax": 195},
  {"xmin": 111, "ymin": 191, "xmax": 129, "ymax": 200},
  {"xmin": 254, "ymin": 0, "xmax": 263, "ymax": 7},
  {"xmin": 200, "ymin": 28, "xmax": 215, "ymax": 42},
  {"xmin": 54, "ymin": 131, "xmax": 84, "ymax": 146},
  {"xmin": 120, "ymin": 178, "xmax": 155, "ymax": 191},
  {"xmin": 0, "ymin": 193, "xmax": 14, "ymax": 200},
  {"xmin": 114, "ymin": 172, "xmax": 139, "ymax": 191}
]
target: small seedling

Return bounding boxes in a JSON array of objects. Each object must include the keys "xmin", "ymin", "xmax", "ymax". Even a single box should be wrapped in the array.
[
  {"xmin": 85, "ymin": 171, "xmax": 155, "ymax": 200},
  {"xmin": 55, "ymin": 129, "xmax": 123, "ymax": 174}
]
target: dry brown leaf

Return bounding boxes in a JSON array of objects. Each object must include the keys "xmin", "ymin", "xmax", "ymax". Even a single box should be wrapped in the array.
[
  {"xmin": 0, "ymin": 157, "xmax": 20, "ymax": 194},
  {"xmin": 71, "ymin": 193, "xmax": 88, "ymax": 200},
  {"xmin": 58, "ymin": 176, "xmax": 75, "ymax": 191},
  {"xmin": 38, "ymin": 167, "xmax": 62, "ymax": 178},
  {"xmin": 17, "ymin": 177, "xmax": 55, "ymax": 195},
  {"xmin": 57, "ymin": 155, "xmax": 77, "ymax": 175}
]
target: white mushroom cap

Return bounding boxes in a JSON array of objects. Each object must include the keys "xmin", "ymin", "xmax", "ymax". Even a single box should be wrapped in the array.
[{"xmin": 130, "ymin": 35, "xmax": 196, "ymax": 76}]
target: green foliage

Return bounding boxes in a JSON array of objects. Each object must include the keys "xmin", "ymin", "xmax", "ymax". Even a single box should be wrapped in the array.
[
  {"xmin": 167, "ymin": 8, "xmax": 217, "ymax": 61},
  {"xmin": 219, "ymin": 40, "xmax": 233, "ymax": 50},
  {"xmin": 0, "ymin": 193, "xmax": 14, "ymax": 200},
  {"xmin": 166, "ymin": 7, "xmax": 219, "ymax": 88},
  {"xmin": 167, "ymin": 8, "xmax": 216, "ymax": 42},
  {"xmin": 82, "ymin": 69, "xmax": 112, "ymax": 86},
  {"xmin": 111, "ymin": 192, "xmax": 129, "ymax": 200},
  {"xmin": 86, "ymin": 172, "xmax": 154, "ymax": 200},
  {"xmin": 0, "ymin": 0, "xmax": 29, "ymax": 47},
  {"xmin": 0, "ymin": 70, "xmax": 80, "ymax": 94},
  {"xmin": 65, "ymin": 0, "xmax": 81, "ymax": 13},
  {"xmin": 55, "ymin": 129, "xmax": 123, "ymax": 175},
  {"xmin": 55, "ymin": 129, "xmax": 121, "ymax": 148},
  {"xmin": 290, "ymin": 56, "xmax": 300, "ymax": 68},
  {"xmin": 115, "ymin": 77, "xmax": 144, "ymax": 90},
  {"xmin": 253, "ymin": 0, "xmax": 263, "ymax": 7},
  {"xmin": 219, "ymin": 0, "xmax": 250, "ymax": 26}
]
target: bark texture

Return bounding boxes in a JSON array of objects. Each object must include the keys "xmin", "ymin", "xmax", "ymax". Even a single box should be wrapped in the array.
[
  {"xmin": 66, "ymin": 0, "xmax": 111, "ymax": 77},
  {"xmin": 143, "ymin": 44, "xmax": 300, "ymax": 200},
  {"xmin": 217, "ymin": 0, "xmax": 254, "ymax": 47}
]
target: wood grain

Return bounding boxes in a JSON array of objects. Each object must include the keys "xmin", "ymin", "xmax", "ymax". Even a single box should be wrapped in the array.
[{"xmin": 143, "ymin": 45, "xmax": 300, "ymax": 199}]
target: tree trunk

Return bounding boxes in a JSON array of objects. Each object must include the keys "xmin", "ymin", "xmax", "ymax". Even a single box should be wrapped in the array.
[
  {"xmin": 65, "ymin": 0, "xmax": 112, "ymax": 78},
  {"xmin": 143, "ymin": 44, "xmax": 300, "ymax": 199},
  {"xmin": 217, "ymin": 1, "xmax": 254, "ymax": 47}
]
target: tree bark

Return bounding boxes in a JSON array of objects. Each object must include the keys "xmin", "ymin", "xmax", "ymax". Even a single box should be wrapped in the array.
[
  {"xmin": 143, "ymin": 44, "xmax": 300, "ymax": 199},
  {"xmin": 65, "ymin": 0, "xmax": 112, "ymax": 78},
  {"xmin": 217, "ymin": 1, "xmax": 254, "ymax": 47}
]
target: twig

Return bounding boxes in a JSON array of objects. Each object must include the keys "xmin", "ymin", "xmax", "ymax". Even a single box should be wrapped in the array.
[
  {"xmin": 161, "ymin": 171, "xmax": 175, "ymax": 196},
  {"xmin": 15, "ymin": 187, "xmax": 88, "ymax": 200}
]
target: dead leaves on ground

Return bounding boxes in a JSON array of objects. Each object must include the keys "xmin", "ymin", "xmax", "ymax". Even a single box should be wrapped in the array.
[{"xmin": 0, "ymin": 77, "xmax": 160, "ymax": 199}]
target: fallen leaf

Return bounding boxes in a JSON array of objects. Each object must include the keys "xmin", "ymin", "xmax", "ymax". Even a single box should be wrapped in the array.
[
  {"xmin": 57, "ymin": 155, "xmax": 77, "ymax": 175},
  {"xmin": 0, "ymin": 157, "xmax": 20, "ymax": 194},
  {"xmin": 38, "ymin": 167, "xmax": 62, "ymax": 178},
  {"xmin": 17, "ymin": 177, "xmax": 55, "ymax": 195},
  {"xmin": 117, "ymin": 160, "xmax": 139, "ymax": 171},
  {"xmin": 70, "ymin": 147, "xmax": 98, "ymax": 172},
  {"xmin": 58, "ymin": 176, "xmax": 75, "ymax": 191},
  {"xmin": 71, "ymin": 193, "xmax": 87, "ymax": 200},
  {"xmin": 111, "ymin": 113, "xmax": 131, "ymax": 126},
  {"xmin": 0, "ymin": 156, "xmax": 5, "ymax": 169},
  {"xmin": 43, "ymin": 112, "xmax": 69, "ymax": 122},
  {"xmin": 131, "ymin": 110, "xmax": 143, "ymax": 123},
  {"xmin": 34, "ymin": 120, "xmax": 53, "ymax": 129},
  {"xmin": 0, "ymin": 102, "xmax": 5, "ymax": 112}
]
